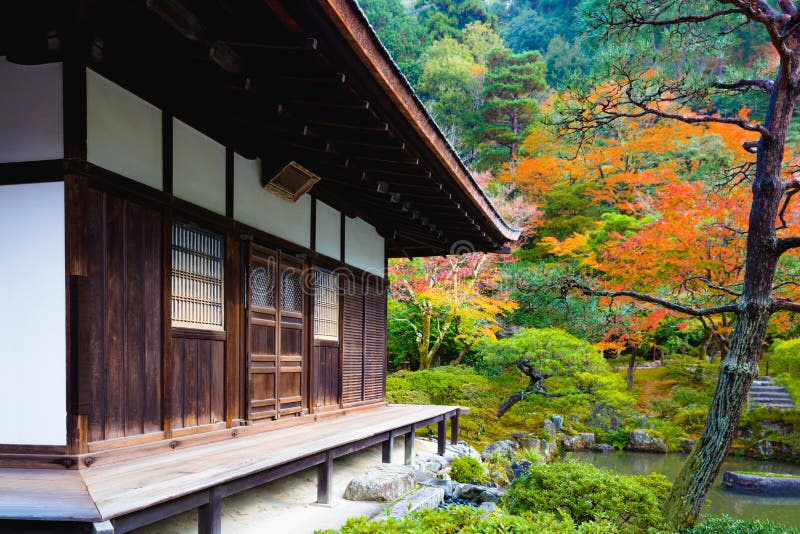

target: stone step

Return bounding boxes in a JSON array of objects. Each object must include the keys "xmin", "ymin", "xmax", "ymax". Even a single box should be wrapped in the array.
[
  {"xmin": 386, "ymin": 487, "xmax": 445, "ymax": 520},
  {"xmin": 750, "ymin": 386, "xmax": 786, "ymax": 392},
  {"xmin": 750, "ymin": 393, "xmax": 794, "ymax": 401}
]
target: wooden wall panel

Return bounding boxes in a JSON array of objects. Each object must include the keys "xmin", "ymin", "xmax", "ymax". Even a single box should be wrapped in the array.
[
  {"xmin": 363, "ymin": 279, "xmax": 386, "ymax": 401},
  {"xmin": 341, "ymin": 277, "xmax": 364, "ymax": 405},
  {"xmin": 169, "ymin": 337, "xmax": 225, "ymax": 429},
  {"xmin": 314, "ymin": 344, "xmax": 339, "ymax": 408},
  {"xmin": 85, "ymin": 188, "xmax": 163, "ymax": 443}
]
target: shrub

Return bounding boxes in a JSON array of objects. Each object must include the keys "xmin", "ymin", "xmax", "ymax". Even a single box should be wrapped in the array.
[
  {"xmin": 317, "ymin": 505, "xmax": 619, "ymax": 534},
  {"xmin": 685, "ymin": 514, "xmax": 799, "ymax": 534},
  {"xmin": 449, "ymin": 455, "xmax": 486, "ymax": 484},
  {"xmin": 504, "ymin": 459, "xmax": 671, "ymax": 533}
]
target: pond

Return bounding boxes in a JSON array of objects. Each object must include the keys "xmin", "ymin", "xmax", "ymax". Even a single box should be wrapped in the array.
[{"xmin": 572, "ymin": 451, "xmax": 800, "ymax": 528}]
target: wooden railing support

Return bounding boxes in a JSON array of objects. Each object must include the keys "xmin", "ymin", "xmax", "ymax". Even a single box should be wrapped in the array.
[
  {"xmin": 381, "ymin": 434, "xmax": 394, "ymax": 463},
  {"xmin": 437, "ymin": 418, "xmax": 446, "ymax": 456},
  {"xmin": 405, "ymin": 425, "xmax": 415, "ymax": 465},
  {"xmin": 317, "ymin": 451, "xmax": 334, "ymax": 505},
  {"xmin": 198, "ymin": 488, "xmax": 222, "ymax": 534},
  {"xmin": 450, "ymin": 412, "xmax": 459, "ymax": 445}
]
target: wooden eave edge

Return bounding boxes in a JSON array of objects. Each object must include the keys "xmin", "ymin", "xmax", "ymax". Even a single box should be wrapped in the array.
[{"xmin": 315, "ymin": 0, "xmax": 523, "ymax": 245}]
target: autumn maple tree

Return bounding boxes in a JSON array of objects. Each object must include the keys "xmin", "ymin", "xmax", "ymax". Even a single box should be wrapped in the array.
[{"xmin": 540, "ymin": 0, "xmax": 800, "ymax": 528}]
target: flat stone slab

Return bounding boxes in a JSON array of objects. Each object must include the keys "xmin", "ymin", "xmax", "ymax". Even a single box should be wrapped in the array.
[
  {"xmin": 723, "ymin": 471, "xmax": 800, "ymax": 496},
  {"xmin": 386, "ymin": 487, "xmax": 445, "ymax": 519},
  {"xmin": 344, "ymin": 464, "xmax": 417, "ymax": 502}
]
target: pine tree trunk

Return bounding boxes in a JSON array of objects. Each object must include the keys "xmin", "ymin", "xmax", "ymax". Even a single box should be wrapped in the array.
[
  {"xmin": 418, "ymin": 314, "xmax": 432, "ymax": 370},
  {"xmin": 662, "ymin": 63, "xmax": 797, "ymax": 530}
]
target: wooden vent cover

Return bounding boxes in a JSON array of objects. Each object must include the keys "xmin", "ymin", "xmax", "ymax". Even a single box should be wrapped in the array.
[{"xmin": 264, "ymin": 161, "xmax": 320, "ymax": 202}]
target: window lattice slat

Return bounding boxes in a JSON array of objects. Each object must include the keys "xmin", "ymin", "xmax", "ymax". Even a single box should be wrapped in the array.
[
  {"xmin": 171, "ymin": 222, "xmax": 224, "ymax": 330},
  {"xmin": 281, "ymin": 270, "xmax": 303, "ymax": 313},
  {"xmin": 250, "ymin": 262, "xmax": 276, "ymax": 309},
  {"xmin": 314, "ymin": 269, "xmax": 339, "ymax": 340}
]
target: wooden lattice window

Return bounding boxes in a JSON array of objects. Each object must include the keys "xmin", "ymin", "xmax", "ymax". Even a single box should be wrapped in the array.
[
  {"xmin": 171, "ymin": 221, "xmax": 224, "ymax": 330},
  {"xmin": 314, "ymin": 269, "xmax": 339, "ymax": 340}
]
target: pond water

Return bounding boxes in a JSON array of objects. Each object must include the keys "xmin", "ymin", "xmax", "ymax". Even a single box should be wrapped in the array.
[{"xmin": 572, "ymin": 451, "xmax": 800, "ymax": 528}]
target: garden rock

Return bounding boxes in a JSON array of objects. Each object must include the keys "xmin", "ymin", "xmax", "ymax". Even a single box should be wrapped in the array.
[
  {"xmin": 594, "ymin": 443, "xmax": 615, "ymax": 453},
  {"xmin": 421, "ymin": 477, "xmax": 455, "ymax": 499},
  {"xmin": 481, "ymin": 439, "xmax": 518, "ymax": 461},
  {"xmin": 579, "ymin": 433, "xmax": 595, "ymax": 448},
  {"xmin": 550, "ymin": 414, "xmax": 563, "ymax": 431},
  {"xmin": 723, "ymin": 471, "xmax": 800, "ymax": 496},
  {"xmin": 442, "ymin": 441, "xmax": 481, "ymax": 462},
  {"xmin": 532, "ymin": 438, "xmax": 557, "ymax": 460},
  {"xmin": 754, "ymin": 439, "xmax": 774, "ymax": 458},
  {"xmin": 453, "ymin": 483, "xmax": 504, "ymax": 504},
  {"xmin": 344, "ymin": 464, "xmax": 417, "ymax": 502},
  {"xmin": 542, "ymin": 419, "xmax": 557, "ymax": 440},
  {"xmin": 414, "ymin": 452, "xmax": 448, "ymax": 474},
  {"xmin": 387, "ymin": 487, "xmax": 445, "ymax": 519},
  {"xmin": 561, "ymin": 434, "xmax": 584, "ymax": 451},
  {"xmin": 507, "ymin": 431, "xmax": 538, "ymax": 450},
  {"xmin": 478, "ymin": 502, "xmax": 497, "ymax": 513},
  {"xmin": 628, "ymin": 429, "xmax": 667, "ymax": 453},
  {"xmin": 678, "ymin": 438, "xmax": 695, "ymax": 454},
  {"xmin": 508, "ymin": 460, "xmax": 532, "ymax": 480}
]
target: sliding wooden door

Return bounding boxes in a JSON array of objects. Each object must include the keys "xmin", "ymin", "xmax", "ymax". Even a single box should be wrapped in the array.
[{"xmin": 246, "ymin": 243, "xmax": 306, "ymax": 422}]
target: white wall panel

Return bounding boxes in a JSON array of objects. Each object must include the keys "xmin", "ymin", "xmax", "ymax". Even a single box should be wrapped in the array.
[
  {"xmin": 87, "ymin": 69, "xmax": 162, "ymax": 190},
  {"xmin": 0, "ymin": 57, "xmax": 63, "ymax": 163},
  {"xmin": 315, "ymin": 201, "xmax": 341, "ymax": 260},
  {"xmin": 234, "ymin": 155, "xmax": 311, "ymax": 248},
  {"xmin": 0, "ymin": 183, "xmax": 66, "ymax": 445},
  {"xmin": 345, "ymin": 217, "xmax": 385, "ymax": 277},
  {"xmin": 173, "ymin": 119, "xmax": 226, "ymax": 215}
]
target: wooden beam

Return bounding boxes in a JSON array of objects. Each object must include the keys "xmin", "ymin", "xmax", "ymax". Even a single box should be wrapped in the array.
[
  {"xmin": 450, "ymin": 413, "xmax": 459, "ymax": 445},
  {"xmin": 404, "ymin": 425, "xmax": 415, "ymax": 465},
  {"xmin": 438, "ymin": 418, "xmax": 447, "ymax": 456}
]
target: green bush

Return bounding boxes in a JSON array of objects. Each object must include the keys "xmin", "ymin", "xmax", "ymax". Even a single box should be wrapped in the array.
[
  {"xmin": 317, "ymin": 505, "xmax": 619, "ymax": 534},
  {"xmin": 504, "ymin": 459, "xmax": 671, "ymax": 533},
  {"xmin": 449, "ymin": 455, "xmax": 487, "ymax": 484},
  {"xmin": 685, "ymin": 514, "xmax": 799, "ymax": 534}
]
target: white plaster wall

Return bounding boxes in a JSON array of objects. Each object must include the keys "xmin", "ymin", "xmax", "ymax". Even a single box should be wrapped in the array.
[
  {"xmin": 0, "ymin": 183, "xmax": 66, "ymax": 445},
  {"xmin": 0, "ymin": 57, "xmax": 63, "ymax": 163},
  {"xmin": 173, "ymin": 119, "xmax": 226, "ymax": 215},
  {"xmin": 315, "ymin": 201, "xmax": 341, "ymax": 260},
  {"xmin": 345, "ymin": 217, "xmax": 385, "ymax": 277},
  {"xmin": 86, "ymin": 69, "xmax": 162, "ymax": 190},
  {"xmin": 234, "ymin": 155, "xmax": 311, "ymax": 248}
]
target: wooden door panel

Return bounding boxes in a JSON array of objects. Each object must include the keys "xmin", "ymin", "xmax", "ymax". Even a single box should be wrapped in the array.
[{"xmin": 246, "ymin": 245, "xmax": 306, "ymax": 421}]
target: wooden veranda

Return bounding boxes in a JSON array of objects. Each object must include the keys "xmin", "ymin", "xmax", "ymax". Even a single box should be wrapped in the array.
[{"xmin": 0, "ymin": 404, "xmax": 464, "ymax": 534}]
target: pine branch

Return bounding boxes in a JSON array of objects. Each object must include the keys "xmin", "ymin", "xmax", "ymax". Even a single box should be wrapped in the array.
[
  {"xmin": 772, "ymin": 298, "xmax": 800, "ymax": 312},
  {"xmin": 714, "ymin": 79, "xmax": 775, "ymax": 93},
  {"xmin": 562, "ymin": 279, "xmax": 739, "ymax": 317}
]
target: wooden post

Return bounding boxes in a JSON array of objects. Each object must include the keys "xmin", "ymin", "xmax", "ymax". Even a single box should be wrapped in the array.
[
  {"xmin": 92, "ymin": 520, "xmax": 114, "ymax": 534},
  {"xmin": 381, "ymin": 434, "xmax": 394, "ymax": 463},
  {"xmin": 450, "ymin": 412, "xmax": 459, "ymax": 445},
  {"xmin": 437, "ymin": 418, "xmax": 446, "ymax": 456},
  {"xmin": 404, "ymin": 425, "xmax": 415, "ymax": 465},
  {"xmin": 317, "ymin": 451, "xmax": 334, "ymax": 505},
  {"xmin": 198, "ymin": 489, "xmax": 222, "ymax": 534}
]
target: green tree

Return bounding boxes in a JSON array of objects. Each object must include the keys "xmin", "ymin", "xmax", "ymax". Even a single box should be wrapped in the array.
[
  {"xmin": 476, "ymin": 48, "xmax": 546, "ymax": 168},
  {"xmin": 415, "ymin": 0, "xmax": 494, "ymax": 40},
  {"xmin": 357, "ymin": 0, "xmax": 429, "ymax": 85},
  {"xmin": 481, "ymin": 327, "xmax": 610, "ymax": 416}
]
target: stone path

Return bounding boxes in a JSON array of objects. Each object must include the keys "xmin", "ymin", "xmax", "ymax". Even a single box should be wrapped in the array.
[{"xmin": 749, "ymin": 376, "xmax": 796, "ymax": 410}]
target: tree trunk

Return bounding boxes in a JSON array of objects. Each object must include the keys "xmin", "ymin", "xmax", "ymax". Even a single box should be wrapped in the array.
[
  {"xmin": 626, "ymin": 346, "xmax": 637, "ymax": 391},
  {"xmin": 662, "ymin": 63, "xmax": 796, "ymax": 530},
  {"xmin": 418, "ymin": 313, "xmax": 432, "ymax": 370},
  {"xmin": 452, "ymin": 342, "xmax": 472, "ymax": 365}
]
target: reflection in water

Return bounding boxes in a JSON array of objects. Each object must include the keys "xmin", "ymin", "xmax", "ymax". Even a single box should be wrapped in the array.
[{"xmin": 571, "ymin": 451, "xmax": 800, "ymax": 527}]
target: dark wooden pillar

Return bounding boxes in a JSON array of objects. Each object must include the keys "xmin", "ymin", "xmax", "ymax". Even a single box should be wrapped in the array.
[
  {"xmin": 381, "ymin": 434, "xmax": 393, "ymax": 463},
  {"xmin": 437, "ymin": 418, "xmax": 446, "ymax": 456},
  {"xmin": 405, "ymin": 425, "xmax": 415, "ymax": 465},
  {"xmin": 198, "ymin": 489, "xmax": 222, "ymax": 534},
  {"xmin": 317, "ymin": 451, "xmax": 334, "ymax": 505},
  {"xmin": 450, "ymin": 412, "xmax": 459, "ymax": 445}
]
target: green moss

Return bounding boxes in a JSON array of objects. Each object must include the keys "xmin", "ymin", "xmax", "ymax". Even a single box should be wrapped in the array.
[
  {"xmin": 449, "ymin": 455, "xmax": 487, "ymax": 484},
  {"xmin": 685, "ymin": 514, "xmax": 799, "ymax": 534},
  {"xmin": 731, "ymin": 471, "xmax": 800, "ymax": 479}
]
